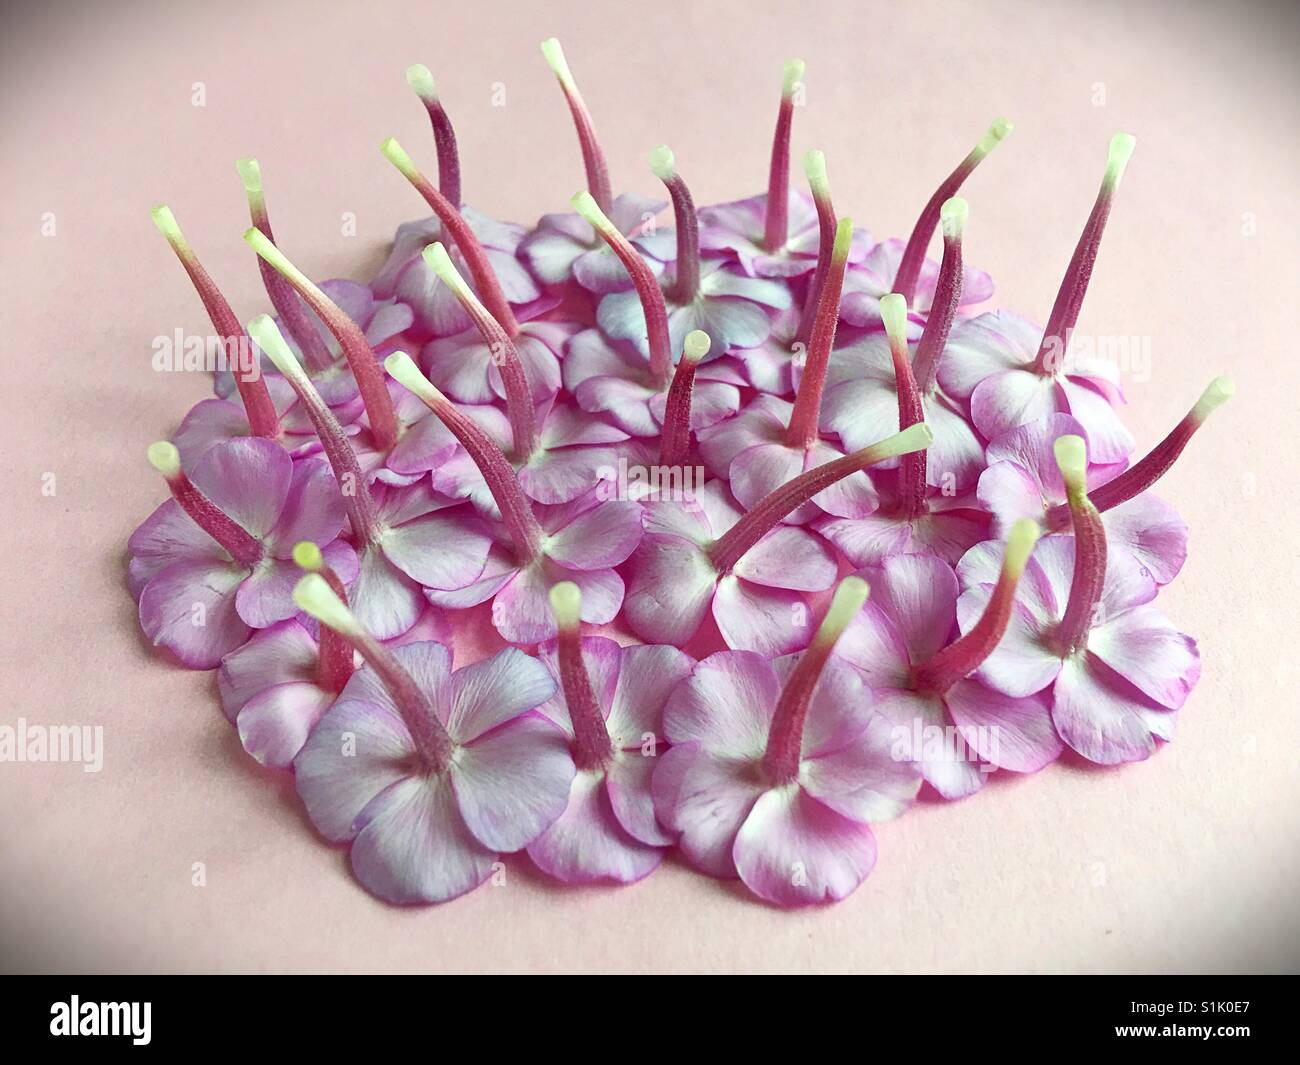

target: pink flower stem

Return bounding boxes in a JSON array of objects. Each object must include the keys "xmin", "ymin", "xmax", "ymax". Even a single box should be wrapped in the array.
[
  {"xmin": 796, "ymin": 184, "xmax": 836, "ymax": 344},
  {"xmin": 660, "ymin": 169, "xmax": 700, "ymax": 304},
  {"xmin": 408, "ymin": 72, "xmax": 462, "ymax": 207},
  {"xmin": 156, "ymin": 218, "xmax": 281, "ymax": 439},
  {"xmin": 431, "ymin": 248, "xmax": 538, "ymax": 459},
  {"xmin": 893, "ymin": 346, "xmax": 929, "ymax": 524},
  {"xmin": 658, "ymin": 348, "xmax": 701, "ymax": 469},
  {"xmin": 1055, "ymin": 484, "xmax": 1108, "ymax": 655},
  {"xmin": 407, "ymin": 384, "xmax": 544, "ymax": 563},
  {"xmin": 161, "ymin": 468, "xmax": 264, "ymax": 567},
  {"xmin": 543, "ymin": 41, "xmax": 613, "ymax": 214},
  {"xmin": 239, "ymin": 166, "xmax": 334, "ymax": 372},
  {"xmin": 762, "ymin": 73, "xmax": 800, "ymax": 253},
  {"xmin": 1043, "ymin": 377, "xmax": 1233, "ymax": 529},
  {"xmin": 586, "ymin": 212, "xmax": 672, "ymax": 388},
  {"xmin": 909, "ymin": 231, "xmax": 963, "ymax": 394},
  {"xmin": 314, "ymin": 562, "xmax": 355, "ymax": 693},
  {"xmin": 427, "ymin": 104, "xmax": 462, "ymax": 207},
  {"xmin": 271, "ymin": 353, "xmax": 382, "ymax": 545},
  {"xmin": 785, "ymin": 217, "xmax": 852, "ymax": 450},
  {"xmin": 244, "ymin": 231, "xmax": 401, "ymax": 451},
  {"xmin": 893, "ymin": 119, "xmax": 1010, "ymax": 304},
  {"xmin": 336, "ymin": 627, "xmax": 455, "ymax": 773},
  {"xmin": 381, "ymin": 139, "xmax": 520, "ymax": 336},
  {"xmin": 1032, "ymin": 134, "xmax": 1135, "ymax": 373},
  {"xmin": 762, "ymin": 577, "xmax": 868, "ymax": 783},
  {"xmin": 761, "ymin": 622, "xmax": 838, "ymax": 782},
  {"xmin": 555, "ymin": 627, "xmax": 615, "ymax": 771},
  {"xmin": 913, "ymin": 536, "xmax": 1031, "ymax": 695},
  {"xmin": 708, "ymin": 425, "xmax": 932, "ymax": 574}
]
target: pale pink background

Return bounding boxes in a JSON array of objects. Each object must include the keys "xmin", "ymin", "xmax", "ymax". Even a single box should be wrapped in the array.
[{"xmin": 2, "ymin": 0, "xmax": 1297, "ymax": 973}]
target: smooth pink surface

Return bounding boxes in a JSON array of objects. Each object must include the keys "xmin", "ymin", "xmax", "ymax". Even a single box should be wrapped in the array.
[{"xmin": 2, "ymin": 0, "xmax": 1297, "ymax": 972}]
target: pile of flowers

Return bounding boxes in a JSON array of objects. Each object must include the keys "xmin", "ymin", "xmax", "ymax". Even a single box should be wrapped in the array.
[{"xmin": 131, "ymin": 41, "xmax": 1230, "ymax": 906}]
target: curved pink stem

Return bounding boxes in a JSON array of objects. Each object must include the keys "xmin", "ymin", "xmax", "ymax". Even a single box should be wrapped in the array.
[
  {"xmin": 1055, "ymin": 491, "xmax": 1108, "ymax": 654},
  {"xmin": 893, "ymin": 120, "xmax": 1010, "ymax": 304},
  {"xmin": 708, "ymin": 426, "xmax": 931, "ymax": 575},
  {"xmin": 556, "ymin": 628, "xmax": 615, "ymax": 770},
  {"xmin": 161, "ymin": 469, "xmax": 264, "ymax": 567},
  {"xmin": 784, "ymin": 219, "xmax": 851, "ymax": 449},
  {"xmin": 383, "ymin": 141, "xmax": 519, "ymax": 336},
  {"xmin": 243, "ymin": 185, "xmax": 334, "ymax": 373},
  {"xmin": 314, "ymin": 562, "xmax": 356, "ymax": 693},
  {"xmin": 909, "ymin": 231, "xmax": 963, "ymax": 393},
  {"xmin": 161, "ymin": 235, "xmax": 281, "ymax": 439},
  {"xmin": 658, "ymin": 348, "xmax": 701, "ymax": 468},
  {"xmin": 402, "ymin": 376, "xmax": 544, "ymax": 563},
  {"xmin": 660, "ymin": 170, "xmax": 700, "ymax": 304}
]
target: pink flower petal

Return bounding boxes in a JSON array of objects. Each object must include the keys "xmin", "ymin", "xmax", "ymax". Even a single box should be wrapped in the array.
[
  {"xmin": 970, "ymin": 369, "xmax": 1062, "ymax": 443},
  {"xmin": 651, "ymin": 744, "xmax": 765, "ymax": 877},
  {"xmin": 821, "ymin": 380, "xmax": 906, "ymax": 456},
  {"xmin": 789, "ymin": 655, "xmax": 877, "ymax": 759},
  {"xmin": 351, "ymin": 775, "xmax": 498, "ymax": 904},
  {"xmin": 606, "ymin": 643, "xmax": 694, "ymax": 746},
  {"xmin": 807, "ymin": 442, "xmax": 879, "ymax": 518},
  {"xmin": 190, "ymin": 436, "xmax": 292, "ymax": 540},
  {"xmin": 649, "ymin": 378, "xmax": 741, "ymax": 431},
  {"xmin": 128, "ymin": 499, "xmax": 226, "ymax": 597},
  {"xmin": 347, "ymin": 546, "xmax": 423, "ymax": 640},
  {"xmin": 218, "ymin": 618, "xmax": 319, "ymax": 720},
  {"xmin": 545, "ymin": 499, "xmax": 644, "ymax": 570},
  {"xmin": 264, "ymin": 456, "xmax": 346, "ymax": 554},
  {"xmin": 293, "ymin": 698, "xmax": 415, "ymax": 842},
  {"xmin": 730, "ymin": 526, "xmax": 837, "ymax": 591},
  {"xmin": 1102, "ymin": 493, "xmax": 1187, "ymax": 585},
  {"xmin": 943, "ymin": 678, "xmax": 1062, "ymax": 773},
  {"xmin": 447, "ymin": 647, "xmax": 557, "ymax": 743},
  {"xmin": 237, "ymin": 681, "xmax": 335, "ymax": 768},
  {"xmin": 872, "ymin": 687, "xmax": 987, "ymax": 800},
  {"xmin": 490, "ymin": 559, "xmax": 625, "ymax": 643},
  {"xmin": 1051, "ymin": 655, "xmax": 1174, "ymax": 764},
  {"xmin": 977, "ymin": 460, "xmax": 1048, "ymax": 533},
  {"xmin": 662, "ymin": 650, "xmax": 777, "ymax": 756},
  {"xmin": 451, "ymin": 714, "xmax": 575, "ymax": 851},
  {"xmin": 696, "ymin": 395, "xmax": 788, "ymax": 475},
  {"xmin": 836, "ymin": 602, "xmax": 915, "ymax": 689},
  {"xmin": 800, "ymin": 714, "xmax": 921, "ymax": 822},
  {"xmin": 713, "ymin": 577, "xmax": 817, "ymax": 655},
  {"xmin": 1060, "ymin": 377, "xmax": 1135, "ymax": 464},
  {"xmin": 485, "ymin": 332, "xmax": 562, "ymax": 402},
  {"xmin": 572, "ymin": 375, "xmax": 660, "ymax": 437},
  {"xmin": 605, "ymin": 751, "xmax": 675, "ymax": 847},
  {"xmin": 624, "ymin": 535, "xmax": 719, "ymax": 646},
  {"xmin": 1088, "ymin": 604, "xmax": 1200, "ymax": 710},
  {"xmin": 733, "ymin": 785, "xmax": 878, "ymax": 905},
  {"xmin": 518, "ymin": 445, "xmax": 618, "ymax": 505},
  {"xmin": 937, "ymin": 311, "xmax": 1033, "ymax": 399},
  {"xmin": 984, "ymin": 412, "xmax": 1086, "ymax": 502},
  {"xmin": 815, "ymin": 513, "xmax": 915, "ymax": 569},
  {"xmin": 381, "ymin": 511, "xmax": 493, "ymax": 590},
  {"xmin": 923, "ymin": 394, "xmax": 987, "ymax": 490},
  {"xmin": 574, "ymin": 242, "xmax": 663, "ymax": 292},
  {"xmin": 138, "ymin": 558, "xmax": 250, "ymax": 669},
  {"xmin": 173, "ymin": 398, "xmax": 253, "ymax": 471},
  {"xmin": 728, "ymin": 443, "xmax": 807, "ymax": 516},
  {"xmin": 521, "ymin": 227, "xmax": 586, "ymax": 284},
  {"xmin": 864, "ymin": 553, "xmax": 960, "ymax": 664},
  {"xmin": 957, "ymin": 583, "xmax": 1064, "ymax": 698},
  {"xmin": 526, "ymin": 770, "xmax": 663, "ymax": 883},
  {"xmin": 235, "ymin": 556, "xmax": 308, "ymax": 629}
]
